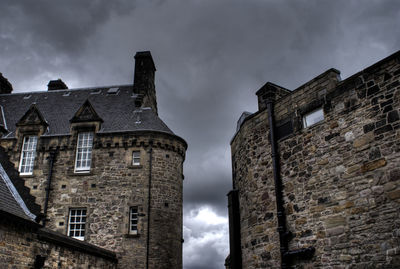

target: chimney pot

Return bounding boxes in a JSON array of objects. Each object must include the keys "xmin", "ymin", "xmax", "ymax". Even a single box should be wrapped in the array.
[
  {"xmin": 48, "ymin": 79, "xmax": 68, "ymax": 91},
  {"xmin": 0, "ymin": 73, "xmax": 13, "ymax": 94}
]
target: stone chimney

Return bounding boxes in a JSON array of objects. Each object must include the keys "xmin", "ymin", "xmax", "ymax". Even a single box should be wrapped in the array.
[
  {"xmin": 47, "ymin": 79, "xmax": 68, "ymax": 91},
  {"xmin": 0, "ymin": 73, "xmax": 13, "ymax": 94},
  {"xmin": 133, "ymin": 51, "xmax": 157, "ymax": 114},
  {"xmin": 256, "ymin": 82, "xmax": 291, "ymax": 111}
]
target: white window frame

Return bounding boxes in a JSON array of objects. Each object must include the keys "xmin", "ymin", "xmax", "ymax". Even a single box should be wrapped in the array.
[
  {"xmin": 19, "ymin": 135, "xmax": 38, "ymax": 175},
  {"xmin": 67, "ymin": 208, "xmax": 87, "ymax": 241},
  {"xmin": 129, "ymin": 206, "xmax": 138, "ymax": 235},
  {"xmin": 303, "ymin": 108, "xmax": 324, "ymax": 128},
  {"xmin": 74, "ymin": 132, "xmax": 93, "ymax": 172},
  {"xmin": 132, "ymin": 151, "xmax": 141, "ymax": 166}
]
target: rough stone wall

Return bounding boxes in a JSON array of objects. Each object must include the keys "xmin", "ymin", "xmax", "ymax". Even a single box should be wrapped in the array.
[
  {"xmin": 0, "ymin": 219, "xmax": 116, "ymax": 269},
  {"xmin": 231, "ymin": 53, "xmax": 400, "ymax": 268},
  {"xmin": 148, "ymin": 146, "xmax": 183, "ymax": 269},
  {"xmin": 232, "ymin": 109, "xmax": 281, "ymax": 268},
  {"xmin": 1, "ymin": 132, "xmax": 185, "ymax": 268}
]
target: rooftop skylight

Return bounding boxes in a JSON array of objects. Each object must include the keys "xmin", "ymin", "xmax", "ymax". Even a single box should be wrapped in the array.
[{"xmin": 107, "ymin": 87, "xmax": 119, "ymax": 95}]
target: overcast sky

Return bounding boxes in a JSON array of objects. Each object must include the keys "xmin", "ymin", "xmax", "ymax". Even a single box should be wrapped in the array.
[{"xmin": 1, "ymin": 1, "xmax": 399, "ymax": 268}]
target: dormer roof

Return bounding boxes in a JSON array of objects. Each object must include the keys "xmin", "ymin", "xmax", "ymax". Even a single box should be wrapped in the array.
[
  {"xmin": 70, "ymin": 99, "xmax": 103, "ymax": 123},
  {"xmin": 16, "ymin": 104, "xmax": 48, "ymax": 127}
]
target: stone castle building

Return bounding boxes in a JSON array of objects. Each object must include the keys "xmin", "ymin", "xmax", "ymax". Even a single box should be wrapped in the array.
[
  {"xmin": 0, "ymin": 51, "xmax": 187, "ymax": 268},
  {"xmin": 228, "ymin": 51, "xmax": 400, "ymax": 268}
]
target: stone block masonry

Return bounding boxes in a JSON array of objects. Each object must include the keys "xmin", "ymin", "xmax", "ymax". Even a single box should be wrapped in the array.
[
  {"xmin": 0, "ymin": 213, "xmax": 117, "ymax": 268},
  {"xmin": 229, "ymin": 51, "xmax": 400, "ymax": 268}
]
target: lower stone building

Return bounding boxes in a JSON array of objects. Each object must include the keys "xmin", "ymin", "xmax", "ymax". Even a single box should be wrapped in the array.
[
  {"xmin": 0, "ymin": 146, "xmax": 117, "ymax": 268},
  {"xmin": 228, "ymin": 50, "xmax": 400, "ymax": 268}
]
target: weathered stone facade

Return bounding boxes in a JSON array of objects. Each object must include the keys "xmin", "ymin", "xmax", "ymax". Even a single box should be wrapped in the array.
[
  {"xmin": 0, "ymin": 143, "xmax": 117, "ymax": 269},
  {"xmin": 0, "ymin": 51, "xmax": 187, "ymax": 268},
  {"xmin": 0, "ymin": 216, "xmax": 117, "ymax": 268},
  {"xmin": 229, "ymin": 51, "xmax": 400, "ymax": 268},
  {"xmin": 1, "ymin": 132, "xmax": 186, "ymax": 268}
]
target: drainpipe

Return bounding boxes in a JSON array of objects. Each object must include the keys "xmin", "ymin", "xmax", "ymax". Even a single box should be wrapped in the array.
[
  {"xmin": 42, "ymin": 149, "xmax": 57, "ymax": 227},
  {"xmin": 266, "ymin": 99, "xmax": 315, "ymax": 268},
  {"xmin": 227, "ymin": 189, "xmax": 242, "ymax": 269},
  {"xmin": 146, "ymin": 144, "xmax": 153, "ymax": 269}
]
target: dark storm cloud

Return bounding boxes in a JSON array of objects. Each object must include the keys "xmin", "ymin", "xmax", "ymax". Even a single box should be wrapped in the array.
[
  {"xmin": 0, "ymin": 0, "xmax": 136, "ymax": 90},
  {"xmin": 1, "ymin": 1, "xmax": 400, "ymax": 268},
  {"xmin": 1, "ymin": 0, "xmax": 135, "ymax": 53},
  {"xmin": 183, "ymin": 152, "xmax": 232, "ymax": 216}
]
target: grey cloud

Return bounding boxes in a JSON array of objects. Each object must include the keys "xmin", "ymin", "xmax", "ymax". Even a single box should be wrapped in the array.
[
  {"xmin": 183, "ymin": 161, "xmax": 231, "ymax": 217},
  {"xmin": 183, "ymin": 208, "xmax": 228, "ymax": 269},
  {"xmin": 1, "ymin": 0, "xmax": 136, "ymax": 54},
  {"xmin": 183, "ymin": 238, "xmax": 226, "ymax": 269}
]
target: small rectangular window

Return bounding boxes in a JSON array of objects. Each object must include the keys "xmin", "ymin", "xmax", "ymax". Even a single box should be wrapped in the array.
[
  {"xmin": 75, "ymin": 132, "xmax": 93, "ymax": 172},
  {"xmin": 19, "ymin": 136, "xmax": 38, "ymax": 175},
  {"xmin": 68, "ymin": 208, "xmax": 87, "ymax": 240},
  {"xmin": 132, "ymin": 151, "xmax": 141, "ymax": 166},
  {"xmin": 303, "ymin": 108, "xmax": 324, "ymax": 128},
  {"xmin": 129, "ymin": 206, "xmax": 138, "ymax": 234}
]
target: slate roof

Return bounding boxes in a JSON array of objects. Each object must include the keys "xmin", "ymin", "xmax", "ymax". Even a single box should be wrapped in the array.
[
  {"xmin": 0, "ymin": 147, "xmax": 41, "ymax": 216},
  {"xmin": 0, "ymin": 85, "xmax": 174, "ymax": 138},
  {"xmin": 0, "ymin": 147, "xmax": 38, "ymax": 221}
]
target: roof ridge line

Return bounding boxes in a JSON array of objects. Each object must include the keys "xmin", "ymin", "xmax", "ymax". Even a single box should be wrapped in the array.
[
  {"xmin": 1, "ymin": 84, "xmax": 133, "ymax": 95},
  {"xmin": 0, "ymin": 105, "xmax": 7, "ymax": 130}
]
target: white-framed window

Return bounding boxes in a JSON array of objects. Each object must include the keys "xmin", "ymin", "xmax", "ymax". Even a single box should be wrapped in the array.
[
  {"xmin": 303, "ymin": 108, "xmax": 324, "ymax": 128},
  {"xmin": 129, "ymin": 206, "xmax": 138, "ymax": 234},
  {"xmin": 68, "ymin": 208, "xmax": 87, "ymax": 240},
  {"xmin": 132, "ymin": 151, "xmax": 141, "ymax": 166},
  {"xmin": 19, "ymin": 135, "xmax": 38, "ymax": 175},
  {"xmin": 75, "ymin": 132, "xmax": 93, "ymax": 172}
]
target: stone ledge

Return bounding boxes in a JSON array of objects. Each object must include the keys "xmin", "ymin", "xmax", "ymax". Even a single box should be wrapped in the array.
[
  {"xmin": 128, "ymin": 165, "xmax": 143, "ymax": 169},
  {"xmin": 68, "ymin": 171, "xmax": 94, "ymax": 176},
  {"xmin": 124, "ymin": 233, "xmax": 140, "ymax": 238}
]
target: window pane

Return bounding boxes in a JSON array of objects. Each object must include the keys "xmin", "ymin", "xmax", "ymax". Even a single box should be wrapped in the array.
[
  {"xmin": 303, "ymin": 108, "xmax": 324, "ymax": 128},
  {"xmin": 68, "ymin": 208, "xmax": 87, "ymax": 240},
  {"xmin": 75, "ymin": 132, "xmax": 93, "ymax": 171},
  {"xmin": 19, "ymin": 136, "xmax": 38, "ymax": 175},
  {"xmin": 129, "ymin": 207, "xmax": 139, "ymax": 234},
  {"xmin": 132, "ymin": 151, "xmax": 140, "ymax": 165}
]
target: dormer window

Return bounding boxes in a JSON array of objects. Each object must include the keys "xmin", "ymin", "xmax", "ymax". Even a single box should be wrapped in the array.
[
  {"xmin": 303, "ymin": 108, "xmax": 324, "ymax": 128},
  {"xmin": 75, "ymin": 132, "xmax": 93, "ymax": 172},
  {"xmin": 19, "ymin": 135, "xmax": 38, "ymax": 175}
]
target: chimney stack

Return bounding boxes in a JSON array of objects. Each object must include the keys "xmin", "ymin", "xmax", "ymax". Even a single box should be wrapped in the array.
[
  {"xmin": 133, "ymin": 51, "xmax": 158, "ymax": 114},
  {"xmin": 48, "ymin": 79, "xmax": 68, "ymax": 91},
  {"xmin": 0, "ymin": 73, "xmax": 13, "ymax": 94}
]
